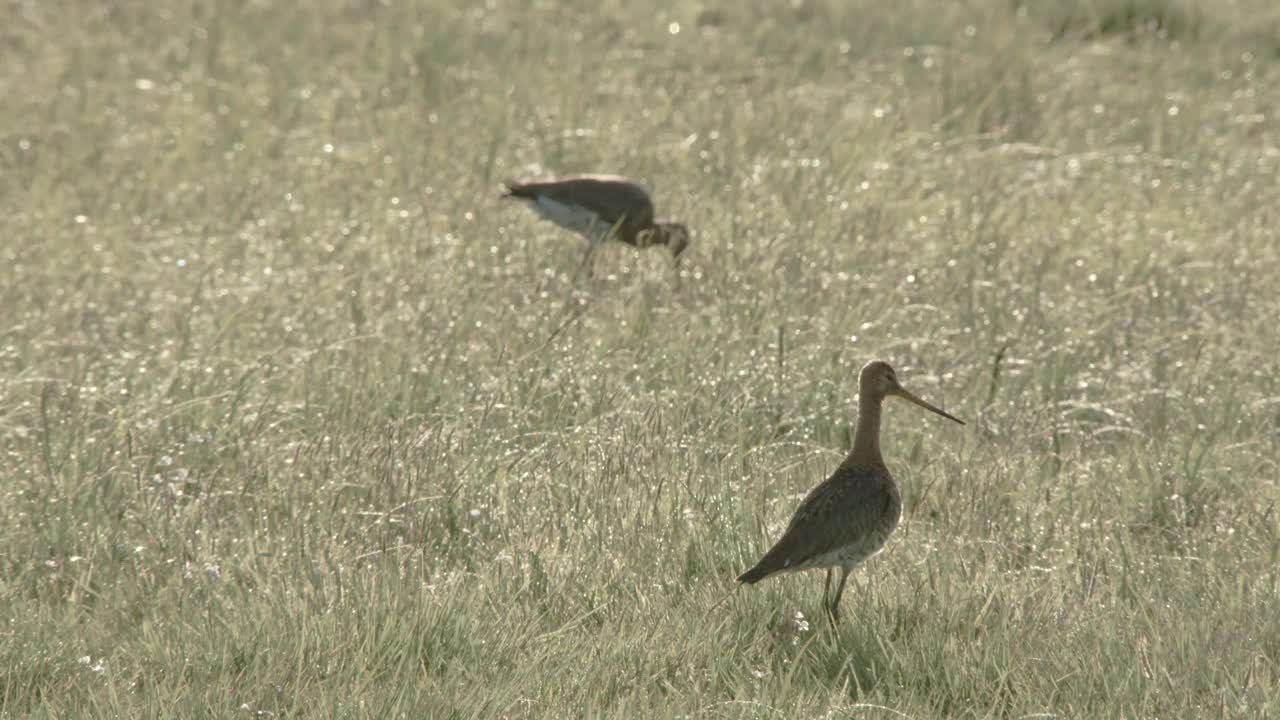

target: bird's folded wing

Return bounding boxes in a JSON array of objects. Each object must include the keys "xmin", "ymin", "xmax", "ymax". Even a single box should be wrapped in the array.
[{"xmin": 748, "ymin": 465, "xmax": 891, "ymax": 577}]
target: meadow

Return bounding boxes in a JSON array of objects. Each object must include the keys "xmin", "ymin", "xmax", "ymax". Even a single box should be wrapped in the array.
[{"xmin": 4, "ymin": 0, "xmax": 1280, "ymax": 716}]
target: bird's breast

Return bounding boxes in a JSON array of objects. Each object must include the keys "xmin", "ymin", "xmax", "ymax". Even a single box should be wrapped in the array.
[
  {"xmin": 532, "ymin": 196, "xmax": 610, "ymax": 241},
  {"xmin": 800, "ymin": 527, "xmax": 896, "ymax": 572}
]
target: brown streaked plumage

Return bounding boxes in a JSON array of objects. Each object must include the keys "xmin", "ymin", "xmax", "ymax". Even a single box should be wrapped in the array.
[
  {"xmin": 501, "ymin": 174, "xmax": 690, "ymax": 261},
  {"xmin": 738, "ymin": 360, "xmax": 965, "ymax": 621}
]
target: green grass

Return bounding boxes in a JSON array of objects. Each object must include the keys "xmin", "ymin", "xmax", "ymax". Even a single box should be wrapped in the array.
[{"xmin": 4, "ymin": 0, "xmax": 1280, "ymax": 716}]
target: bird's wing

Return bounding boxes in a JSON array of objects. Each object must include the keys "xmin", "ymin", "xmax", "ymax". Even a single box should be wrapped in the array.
[
  {"xmin": 739, "ymin": 464, "xmax": 894, "ymax": 582},
  {"xmin": 506, "ymin": 176, "xmax": 656, "ymax": 229}
]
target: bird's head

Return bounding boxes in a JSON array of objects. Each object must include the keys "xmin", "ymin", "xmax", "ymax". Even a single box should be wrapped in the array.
[
  {"xmin": 859, "ymin": 360, "xmax": 964, "ymax": 425},
  {"xmin": 656, "ymin": 222, "xmax": 691, "ymax": 259}
]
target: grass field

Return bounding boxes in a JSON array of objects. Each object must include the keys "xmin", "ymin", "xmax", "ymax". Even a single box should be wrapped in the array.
[{"xmin": 4, "ymin": 0, "xmax": 1280, "ymax": 716}]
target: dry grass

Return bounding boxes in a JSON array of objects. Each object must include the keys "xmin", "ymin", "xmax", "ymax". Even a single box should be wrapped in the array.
[{"xmin": 3, "ymin": 0, "xmax": 1280, "ymax": 717}]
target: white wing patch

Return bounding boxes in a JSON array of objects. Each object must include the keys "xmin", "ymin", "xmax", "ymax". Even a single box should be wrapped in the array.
[{"xmin": 532, "ymin": 196, "xmax": 611, "ymax": 243}]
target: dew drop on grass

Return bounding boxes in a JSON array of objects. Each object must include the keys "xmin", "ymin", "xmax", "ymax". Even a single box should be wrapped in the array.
[{"xmin": 793, "ymin": 611, "xmax": 809, "ymax": 633}]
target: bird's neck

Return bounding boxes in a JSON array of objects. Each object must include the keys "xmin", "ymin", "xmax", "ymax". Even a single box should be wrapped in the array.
[{"xmin": 848, "ymin": 393, "xmax": 885, "ymax": 467}]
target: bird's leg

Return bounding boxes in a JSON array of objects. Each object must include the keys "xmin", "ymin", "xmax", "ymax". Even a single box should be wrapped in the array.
[
  {"xmin": 822, "ymin": 568, "xmax": 833, "ymax": 609},
  {"xmin": 827, "ymin": 566, "xmax": 851, "ymax": 623},
  {"xmin": 574, "ymin": 220, "xmax": 613, "ymax": 280},
  {"xmin": 572, "ymin": 240, "xmax": 599, "ymax": 281}
]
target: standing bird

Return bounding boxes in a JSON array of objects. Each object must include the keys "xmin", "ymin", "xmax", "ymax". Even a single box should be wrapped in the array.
[
  {"xmin": 501, "ymin": 175, "xmax": 690, "ymax": 268},
  {"xmin": 738, "ymin": 360, "xmax": 965, "ymax": 621}
]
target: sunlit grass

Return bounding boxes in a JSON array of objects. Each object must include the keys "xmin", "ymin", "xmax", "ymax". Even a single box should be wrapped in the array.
[{"xmin": 3, "ymin": 0, "xmax": 1280, "ymax": 717}]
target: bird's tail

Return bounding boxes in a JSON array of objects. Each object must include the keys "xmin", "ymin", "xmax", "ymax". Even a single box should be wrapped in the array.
[
  {"xmin": 736, "ymin": 563, "xmax": 772, "ymax": 585},
  {"xmin": 500, "ymin": 180, "xmax": 533, "ymax": 200}
]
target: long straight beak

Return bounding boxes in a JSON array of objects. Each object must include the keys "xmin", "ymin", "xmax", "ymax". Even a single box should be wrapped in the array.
[{"xmin": 895, "ymin": 387, "xmax": 965, "ymax": 425}]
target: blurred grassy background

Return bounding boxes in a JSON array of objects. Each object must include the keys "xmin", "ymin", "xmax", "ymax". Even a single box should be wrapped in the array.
[{"xmin": 3, "ymin": 0, "xmax": 1280, "ymax": 716}]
